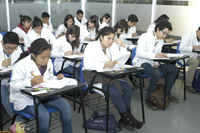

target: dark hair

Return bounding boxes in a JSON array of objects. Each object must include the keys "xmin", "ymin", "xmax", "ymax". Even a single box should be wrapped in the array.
[
  {"xmin": 15, "ymin": 38, "xmax": 51, "ymax": 64},
  {"xmin": 128, "ymin": 14, "xmax": 138, "ymax": 22},
  {"xmin": 154, "ymin": 20, "xmax": 173, "ymax": 32},
  {"xmin": 77, "ymin": 10, "xmax": 84, "ymax": 15},
  {"xmin": 65, "ymin": 25, "xmax": 80, "ymax": 50},
  {"xmin": 42, "ymin": 12, "xmax": 50, "ymax": 18},
  {"xmin": 64, "ymin": 14, "xmax": 74, "ymax": 29},
  {"xmin": 114, "ymin": 19, "xmax": 128, "ymax": 33},
  {"xmin": 3, "ymin": 32, "xmax": 19, "ymax": 45},
  {"xmin": 154, "ymin": 14, "xmax": 169, "ymax": 23},
  {"xmin": 100, "ymin": 14, "xmax": 111, "ymax": 24},
  {"xmin": 19, "ymin": 15, "xmax": 32, "ymax": 26},
  {"xmin": 32, "ymin": 16, "xmax": 43, "ymax": 28},
  {"xmin": 99, "ymin": 27, "xmax": 115, "ymax": 40},
  {"xmin": 198, "ymin": 27, "xmax": 200, "ymax": 31},
  {"xmin": 86, "ymin": 15, "xmax": 99, "ymax": 37}
]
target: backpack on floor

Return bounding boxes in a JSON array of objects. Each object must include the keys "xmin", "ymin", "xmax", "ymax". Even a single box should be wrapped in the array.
[{"xmin": 192, "ymin": 69, "xmax": 200, "ymax": 92}]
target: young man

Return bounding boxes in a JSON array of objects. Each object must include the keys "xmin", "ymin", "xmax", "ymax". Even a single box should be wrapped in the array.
[
  {"xmin": 127, "ymin": 14, "xmax": 138, "ymax": 37},
  {"xmin": 41, "ymin": 12, "xmax": 54, "ymax": 32},
  {"xmin": 0, "ymin": 32, "xmax": 23, "ymax": 121},
  {"xmin": 179, "ymin": 27, "xmax": 200, "ymax": 93},
  {"xmin": 74, "ymin": 10, "xmax": 88, "ymax": 27},
  {"xmin": 132, "ymin": 20, "xmax": 179, "ymax": 110}
]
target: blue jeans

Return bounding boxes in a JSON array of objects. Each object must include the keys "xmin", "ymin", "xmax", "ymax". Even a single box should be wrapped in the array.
[
  {"xmin": 63, "ymin": 65, "xmax": 80, "ymax": 81},
  {"xmin": 141, "ymin": 63, "xmax": 178, "ymax": 97},
  {"xmin": 22, "ymin": 96, "xmax": 72, "ymax": 133},
  {"xmin": 102, "ymin": 80, "xmax": 132, "ymax": 113},
  {"xmin": 1, "ymin": 85, "xmax": 25, "ymax": 122}
]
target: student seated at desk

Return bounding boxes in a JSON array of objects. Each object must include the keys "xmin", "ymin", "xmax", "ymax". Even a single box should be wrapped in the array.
[
  {"xmin": 55, "ymin": 14, "xmax": 74, "ymax": 38},
  {"xmin": 132, "ymin": 20, "xmax": 179, "ymax": 110},
  {"xmin": 179, "ymin": 27, "xmax": 200, "ymax": 93},
  {"xmin": 99, "ymin": 13, "xmax": 111, "ymax": 30},
  {"xmin": 83, "ymin": 27, "xmax": 143, "ymax": 130},
  {"xmin": 80, "ymin": 15, "xmax": 99, "ymax": 43},
  {"xmin": 74, "ymin": 10, "xmax": 88, "ymax": 27},
  {"xmin": 10, "ymin": 38, "xmax": 72, "ymax": 133},
  {"xmin": 12, "ymin": 15, "xmax": 32, "ymax": 44},
  {"xmin": 42, "ymin": 12, "xmax": 54, "ymax": 32},
  {"xmin": 127, "ymin": 14, "xmax": 138, "ymax": 37},
  {"xmin": 52, "ymin": 25, "xmax": 81, "ymax": 81},
  {"xmin": 24, "ymin": 16, "xmax": 57, "ymax": 51},
  {"xmin": 0, "ymin": 32, "xmax": 23, "ymax": 122}
]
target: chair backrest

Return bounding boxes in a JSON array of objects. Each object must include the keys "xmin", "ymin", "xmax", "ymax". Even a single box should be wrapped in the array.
[
  {"xmin": 177, "ymin": 42, "xmax": 181, "ymax": 53},
  {"xmin": 131, "ymin": 47, "xmax": 137, "ymax": 65},
  {"xmin": 80, "ymin": 59, "xmax": 87, "ymax": 91},
  {"xmin": 51, "ymin": 58, "xmax": 58, "ymax": 76}
]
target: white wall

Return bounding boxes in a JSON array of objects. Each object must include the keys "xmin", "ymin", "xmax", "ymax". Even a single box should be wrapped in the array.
[{"xmin": 0, "ymin": 4, "xmax": 7, "ymax": 31}]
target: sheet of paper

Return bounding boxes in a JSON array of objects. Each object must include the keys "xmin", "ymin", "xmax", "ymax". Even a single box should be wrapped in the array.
[
  {"xmin": 126, "ymin": 36, "xmax": 140, "ymax": 39},
  {"xmin": 166, "ymin": 53, "xmax": 184, "ymax": 58},
  {"xmin": 64, "ymin": 54, "xmax": 84, "ymax": 59},
  {"xmin": 31, "ymin": 90, "xmax": 48, "ymax": 95},
  {"xmin": 0, "ymin": 66, "xmax": 12, "ymax": 72},
  {"xmin": 150, "ymin": 57, "xmax": 170, "ymax": 60},
  {"xmin": 33, "ymin": 78, "xmax": 77, "ymax": 89},
  {"xmin": 112, "ymin": 51, "xmax": 130, "ymax": 67}
]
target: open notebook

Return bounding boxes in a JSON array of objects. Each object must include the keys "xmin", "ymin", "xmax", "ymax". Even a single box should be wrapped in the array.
[{"xmin": 64, "ymin": 54, "xmax": 84, "ymax": 59}]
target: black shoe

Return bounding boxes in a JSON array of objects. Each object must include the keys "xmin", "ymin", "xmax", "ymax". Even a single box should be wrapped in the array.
[
  {"xmin": 168, "ymin": 94, "xmax": 179, "ymax": 103},
  {"xmin": 145, "ymin": 98, "xmax": 157, "ymax": 110},
  {"xmin": 118, "ymin": 117, "xmax": 134, "ymax": 130}
]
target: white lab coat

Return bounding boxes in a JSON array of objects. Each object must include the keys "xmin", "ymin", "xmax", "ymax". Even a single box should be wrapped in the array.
[
  {"xmin": 12, "ymin": 27, "xmax": 31, "ymax": 43},
  {"xmin": 51, "ymin": 36, "xmax": 81, "ymax": 72},
  {"xmin": 74, "ymin": 17, "xmax": 88, "ymax": 27},
  {"xmin": 0, "ymin": 33, "xmax": 2, "ymax": 41},
  {"xmin": 9, "ymin": 54, "xmax": 55, "ymax": 111},
  {"xmin": 179, "ymin": 31, "xmax": 200, "ymax": 59},
  {"xmin": 80, "ymin": 25, "xmax": 98, "ymax": 43},
  {"xmin": 43, "ymin": 23, "xmax": 54, "ymax": 32},
  {"xmin": 0, "ymin": 43, "xmax": 22, "ymax": 85},
  {"xmin": 55, "ymin": 24, "xmax": 67, "ymax": 38},
  {"xmin": 99, "ymin": 21, "xmax": 109, "ymax": 30},
  {"xmin": 132, "ymin": 32, "xmax": 164, "ymax": 67},
  {"xmin": 146, "ymin": 22, "xmax": 155, "ymax": 33},
  {"xmin": 24, "ymin": 28, "xmax": 57, "ymax": 51}
]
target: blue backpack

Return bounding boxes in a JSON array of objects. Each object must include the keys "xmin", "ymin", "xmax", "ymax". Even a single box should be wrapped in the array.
[{"xmin": 192, "ymin": 69, "xmax": 200, "ymax": 92}]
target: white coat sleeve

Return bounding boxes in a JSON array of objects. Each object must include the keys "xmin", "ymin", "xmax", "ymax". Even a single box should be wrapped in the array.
[
  {"xmin": 55, "ymin": 25, "xmax": 63, "ymax": 38},
  {"xmin": 136, "ymin": 34, "xmax": 156, "ymax": 59},
  {"xmin": 24, "ymin": 34, "xmax": 32, "ymax": 51},
  {"xmin": 49, "ymin": 31, "xmax": 57, "ymax": 46},
  {"xmin": 80, "ymin": 26, "xmax": 86, "ymax": 43},
  {"xmin": 179, "ymin": 34, "xmax": 193, "ymax": 52}
]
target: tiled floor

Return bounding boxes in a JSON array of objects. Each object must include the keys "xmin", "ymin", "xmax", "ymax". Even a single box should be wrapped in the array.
[{"xmin": 2, "ymin": 77, "xmax": 200, "ymax": 133}]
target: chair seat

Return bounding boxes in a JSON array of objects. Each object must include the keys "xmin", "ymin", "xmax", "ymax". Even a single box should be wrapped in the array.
[{"xmin": 10, "ymin": 103, "xmax": 56, "ymax": 119}]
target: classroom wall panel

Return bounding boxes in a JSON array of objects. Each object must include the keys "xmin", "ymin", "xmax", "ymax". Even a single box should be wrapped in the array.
[
  {"xmin": 51, "ymin": 2, "xmax": 81, "ymax": 29},
  {"xmin": 9, "ymin": 3, "xmax": 48, "ymax": 30},
  {"xmin": 115, "ymin": 4, "xmax": 152, "ymax": 32},
  {"xmin": 85, "ymin": 3, "xmax": 112, "ymax": 26},
  {"xmin": 156, "ymin": 5, "xmax": 200, "ymax": 36},
  {"xmin": 0, "ymin": 4, "xmax": 7, "ymax": 31}
]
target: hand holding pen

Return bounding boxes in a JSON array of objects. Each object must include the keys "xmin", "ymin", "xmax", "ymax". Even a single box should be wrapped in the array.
[
  {"xmin": 2, "ymin": 59, "xmax": 11, "ymax": 67},
  {"xmin": 30, "ymin": 73, "xmax": 45, "ymax": 85},
  {"xmin": 64, "ymin": 51, "xmax": 74, "ymax": 56},
  {"xmin": 103, "ymin": 60, "xmax": 118, "ymax": 69}
]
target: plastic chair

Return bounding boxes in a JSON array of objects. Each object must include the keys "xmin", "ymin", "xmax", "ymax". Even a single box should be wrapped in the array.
[{"xmin": 0, "ymin": 31, "xmax": 7, "ymax": 36}]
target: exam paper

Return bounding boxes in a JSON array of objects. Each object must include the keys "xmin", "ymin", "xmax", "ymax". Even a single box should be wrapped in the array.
[
  {"xmin": 31, "ymin": 90, "xmax": 48, "ymax": 95},
  {"xmin": 64, "ymin": 54, "xmax": 84, "ymax": 59},
  {"xmin": 0, "ymin": 66, "xmax": 12, "ymax": 72},
  {"xmin": 166, "ymin": 53, "xmax": 184, "ymax": 58}
]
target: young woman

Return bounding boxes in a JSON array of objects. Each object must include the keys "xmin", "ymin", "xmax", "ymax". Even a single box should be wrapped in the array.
[
  {"xmin": 51, "ymin": 25, "xmax": 81, "ymax": 81},
  {"xmin": 10, "ymin": 38, "xmax": 73, "ymax": 133},
  {"xmin": 55, "ymin": 14, "xmax": 74, "ymax": 38},
  {"xmin": 12, "ymin": 15, "xmax": 32, "ymax": 43},
  {"xmin": 24, "ymin": 16, "xmax": 57, "ymax": 51},
  {"xmin": 80, "ymin": 15, "xmax": 99, "ymax": 43},
  {"xmin": 99, "ymin": 13, "xmax": 111, "ymax": 30},
  {"xmin": 83, "ymin": 27, "xmax": 143, "ymax": 130}
]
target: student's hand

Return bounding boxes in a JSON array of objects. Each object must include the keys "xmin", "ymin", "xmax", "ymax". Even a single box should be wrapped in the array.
[
  {"xmin": 155, "ymin": 53, "xmax": 167, "ymax": 58},
  {"xmin": 154, "ymin": 65, "xmax": 158, "ymax": 68},
  {"xmin": 45, "ymin": 22, "xmax": 49, "ymax": 25},
  {"xmin": 57, "ymin": 73, "xmax": 64, "ymax": 80},
  {"xmin": 31, "ymin": 75, "xmax": 43, "ymax": 85},
  {"xmin": 132, "ymin": 33, "xmax": 137, "ymax": 37},
  {"xmin": 50, "ymin": 44, "xmax": 53, "ymax": 47},
  {"xmin": 64, "ymin": 51, "xmax": 73, "ymax": 56},
  {"xmin": 103, "ymin": 60, "xmax": 117, "ymax": 69},
  {"xmin": 74, "ymin": 51, "xmax": 81, "ymax": 55},
  {"xmin": 85, "ymin": 38, "xmax": 93, "ymax": 41},
  {"xmin": 19, "ymin": 37, "xmax": 24, "ymax": 42},
  {"xmin": 2, "ymin": 59, "xmax": 11, "ymax": 67},
  {"xmin": 193, "ymin": 46, "xmax": 200, "ymax": 50},
  {"xmin": 166, "ymin": 38, "xmax": 175, "ymax": 43},
  {"xmin": 115, "ymin": 39, "xmax": 126, "ymax": 48}
]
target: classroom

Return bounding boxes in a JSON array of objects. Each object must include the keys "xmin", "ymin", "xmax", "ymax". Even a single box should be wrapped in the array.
[{"xmin": 0, "ymin": 0, "xmax": 200, "ymax": 133}]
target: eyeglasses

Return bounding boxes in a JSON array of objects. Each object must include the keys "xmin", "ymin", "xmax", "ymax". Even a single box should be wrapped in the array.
[
  {"xmin": 4, "ymin": 45, "xmax": 17, "ymax": 51},
  {"xmin": 162, "ymin": 30, "xmax": 169, "ymax": 37}
]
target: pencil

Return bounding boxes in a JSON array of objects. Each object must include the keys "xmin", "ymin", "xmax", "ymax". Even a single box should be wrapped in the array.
[
  {"xmin": 31, "ymin": 73, "xmax": 45, "ymax": 82},
  {"xmin": 107, "ymin": 60, "xmax": 120, "ymax": 64}
]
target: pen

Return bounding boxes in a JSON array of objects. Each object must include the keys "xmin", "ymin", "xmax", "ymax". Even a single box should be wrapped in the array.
[
  {"xmin": 30, "ymin": 73, "xmax": 45, "ymax": 82},
  {"xmin": 107, "ymin": 60, "xmax": 120, "ymax": 64}
]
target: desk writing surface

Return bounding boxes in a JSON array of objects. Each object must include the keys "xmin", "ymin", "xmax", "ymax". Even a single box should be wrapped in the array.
[
  {"xmin": 63, "ymin": 54, "xmax": 84, "ymax": 59},
  {"xmin": 150, "ymin": 55, "xmax": 189, "ymax": 63},
  {"xmin": 125, "ymin": 36, "xmax": 140, "ymax": 40}
]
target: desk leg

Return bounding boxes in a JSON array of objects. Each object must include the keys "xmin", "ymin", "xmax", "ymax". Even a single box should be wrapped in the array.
[
  {"xmin": 0, "ymin": 77, "xmax": 3, "ymax": 131},
  {"xmin": 34, "ymin": 98, "xmax": 40, "ymax": 133},
  {"xmin": 163, "ymin": 64, "xmax": 168, "ymax": 111},
  {"xmin": 183, "ymin": 59, "xmax": 186, "ymax": 100},
  {"xmin": 138, "ymin": 72, "xmax": 145, "ymax": 123},
  {"xmin": 79, "ymin": 88, "xmax": 87, "ymax": 133},
  {"xmin": 106, "ymin": 79, "xmax": 111, "ymax": 133}
]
